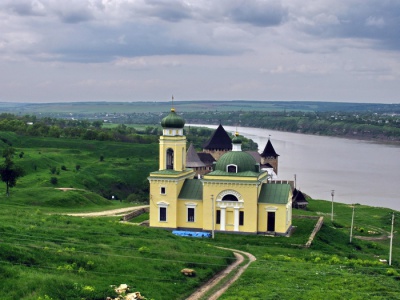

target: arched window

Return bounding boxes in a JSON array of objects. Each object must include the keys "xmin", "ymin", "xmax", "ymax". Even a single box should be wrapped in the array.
[
  {"xmin": 227, "ymin": 164, "xmax": 237, "ymax": 173},
  {"xmin": 166, "ymin": 148, "xmax": 174, "ymax": 170},
  {"xmin": 222, "ymin": 194, "xmax": 238, "ymax": 201}
]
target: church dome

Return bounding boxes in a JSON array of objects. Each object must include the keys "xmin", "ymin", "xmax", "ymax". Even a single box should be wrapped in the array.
[
  {"xmin": 161, "ymin": 108, "xmax": 185, "ymax": 129},
  {"xmin": 215, "ymin": 151, "xmax": 257, "ymax": 173},
  {"xmin": 232, "ymin": 132, "xmax": 242, "ymax": 145}
]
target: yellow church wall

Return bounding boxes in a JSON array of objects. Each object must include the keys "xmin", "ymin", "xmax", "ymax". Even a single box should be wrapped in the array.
[
  {"xmin": 258, "ymin": 203, "xmax": 291, "ymax": 234},
  {"xmin": 148, "ymin": 178, "xmax": 188, "ymax": 229},
  {"xmin": 177, "ymin": 200, "xmax": 204, "ymax": 229}
]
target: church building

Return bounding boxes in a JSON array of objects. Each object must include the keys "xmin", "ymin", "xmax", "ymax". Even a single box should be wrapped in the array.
[{"xmin": 148, "ymin": 107, "xmax": 292, "ymax": 235}]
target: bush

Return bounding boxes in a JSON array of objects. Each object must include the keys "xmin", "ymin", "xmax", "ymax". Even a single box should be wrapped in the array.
[
  {"xmin": 50, "ymin": 166, "xmax": 57, "ymax": 174},
  {"xmin": 138, "ymin": 246, "xmax": 150, "ymax": 254},
  {"xmin": 50, "ymin": 177, "xmax": 58, "ymax": 185},
  {"xmin": 61, "ymin": 165, "xmax": 67, "ymax": 171}
]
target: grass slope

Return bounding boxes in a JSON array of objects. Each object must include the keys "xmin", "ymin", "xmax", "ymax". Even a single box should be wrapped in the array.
[
  {"xmin": 0, "ymin": 131, "xmax": 399, "ymax": 299},
  {"xmin": 0, "ymin": 202, "xmax": 234, "ymax": 300},
  {"xmin": 216, "ymin": 200, "xmax": 400, "ymax": 299},
  {"xmin": 0, "ymin": 131, "xmax": 158, "ymax": 204}
]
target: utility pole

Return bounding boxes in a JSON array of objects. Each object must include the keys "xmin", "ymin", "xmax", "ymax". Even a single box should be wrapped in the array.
[
  {"xmin": 294, "ymin": 174, "xmax": 297, "ymax": 189},
  {"xmin": 211, "ymin": 194, "xmax": 215, "ymax": 239},
  {"xmin": 389, "ymin": 212, "xmax": 394, "ymax": 266},
  {"xmin": 350, "ymin": 205, "xmax": 355, "ymax": 243},
  {"xmin": 331, "ymin": 190, "xmax": 335, "ymax": 222}
]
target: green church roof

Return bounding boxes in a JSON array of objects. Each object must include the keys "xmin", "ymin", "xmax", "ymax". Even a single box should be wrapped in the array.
[
  {"xmin": 161, "ymin": 108, "xmax": 185, "ymax": 129},
  {"xmin": 258, "ymin": 183, "xmax": 291, "ymax": 204},
  {"xmin": 215, "ymin": 151, "xmax": 257, "ymax": 173},
  {"xmin": 178, "ymin": 179, "xmax": 203, "ymax": 200}
]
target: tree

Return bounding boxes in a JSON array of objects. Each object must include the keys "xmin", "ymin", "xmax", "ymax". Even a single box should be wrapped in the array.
[{"xmin": 0, "ymin": 147, "xmax": 24, "ymax": 196}]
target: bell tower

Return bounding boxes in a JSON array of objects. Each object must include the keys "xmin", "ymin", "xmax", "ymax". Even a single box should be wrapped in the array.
[
  {"xmin": 148, "ymin": 103, "xmax": 195, "ymax": 229},
  {"xmin": 159, "ymin": 107, "xmax": 187, "ymax": 171}
]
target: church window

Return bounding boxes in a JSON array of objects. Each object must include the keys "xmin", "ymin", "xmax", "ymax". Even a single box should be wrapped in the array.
[
  {"xmin": 159, "ymin": 207, "xmax": 167, "ymax": 222},
  {"xmin": 187, "ymin": 208, "xmax": 195, "ymax": 222},
  {"xmin": 227, "ymin": 164, "xmax": 237, "ymax": 173},
  {"xmin": 216, "ymin": 210, "xmax": 221, "ymax": 224},
  {"xmin": 166, "ymin": 148, "xmax": 174, "ymax": 169},
  {"xmin": 239, "ymin": 211, "xmax": 244, "ymax": 226},
  {"xmin": 222, "ymin": 194, "xmax": 238, "ymax": 201},
  {"xmin": 160, "ymin": 187, "xmax": 166, "ymax": 194}
]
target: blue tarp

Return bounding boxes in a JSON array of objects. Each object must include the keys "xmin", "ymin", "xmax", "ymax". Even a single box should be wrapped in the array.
[{"xmin": 172, "ymin": 230, "xmax": 211, "ymax": 238}]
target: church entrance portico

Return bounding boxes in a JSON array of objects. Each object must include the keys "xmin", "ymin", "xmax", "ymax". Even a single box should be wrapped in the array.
[{"xmin": 216, "ymin": 190, "xmax": 244, "ymax": 232}]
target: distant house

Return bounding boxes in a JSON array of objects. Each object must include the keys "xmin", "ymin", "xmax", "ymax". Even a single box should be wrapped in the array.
[{"xmin": 292, "ymin": 188, "xmax": 309, "ymax": 209}]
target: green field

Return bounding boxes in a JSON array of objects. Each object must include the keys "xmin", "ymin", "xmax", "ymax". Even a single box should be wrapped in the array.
[
  {"xmin": 0, "ymin": 131, "xmax": 157, "ymax": 206},
  {"xmin": 0, "ymin": 132, "xmax": 399, "ymax": 299}
]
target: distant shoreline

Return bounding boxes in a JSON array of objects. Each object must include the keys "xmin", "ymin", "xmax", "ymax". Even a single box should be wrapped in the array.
[{"xmin": 187, "ymin": 123, "xmax": 400, "ymax": 146}]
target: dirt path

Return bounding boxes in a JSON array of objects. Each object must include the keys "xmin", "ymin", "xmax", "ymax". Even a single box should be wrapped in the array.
[
  {"xmin": 66, "ymin": 205, "xmax": 148, "ymax": 217},
  {"xmin": 186, "ymin": 247, "xmax": 256, "ymax": 300}
]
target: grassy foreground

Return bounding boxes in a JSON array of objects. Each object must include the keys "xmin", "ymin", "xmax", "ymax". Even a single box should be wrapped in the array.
[
  {"xmin": 0, "ymin": 131, "xmax": 399, "ymax": 299},
  {"xmin": 216, "ymin": 200, "xmax": 400, "ymax": 299},
  {"xmin": 0, "ymin": 200, "xmax": 235, "ymax": 300},
  {"xmin": 1, "ymin": 197, "xmax": 399, "ymax": 299}
]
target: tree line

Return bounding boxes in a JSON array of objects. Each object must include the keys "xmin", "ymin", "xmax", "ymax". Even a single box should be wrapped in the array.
[
  {"xmin": 181, "ymin": 111, "xmax": 400, "ymax": 142},
  {"xmin": 0, "ymin": 113, "xmax": 158, "ymax": 144}
]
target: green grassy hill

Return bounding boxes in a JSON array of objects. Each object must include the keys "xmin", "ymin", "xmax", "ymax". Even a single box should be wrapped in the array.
[
  {"xmin": 0, "ymin": 131, "xmax": 399, "ymax": 299},
  {"xmin": 0, "ymin": 131, "xmax": 157, "ymax": 207}
]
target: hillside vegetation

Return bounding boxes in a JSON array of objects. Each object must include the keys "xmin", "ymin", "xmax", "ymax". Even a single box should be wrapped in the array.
[
  {"xmin": 1, "ymin": 195, "xmax": 399, "ymax": 299},
  {"xmin": 0, "ymin": 131, "xmax": 157, "ymax": 203},
  {"xmin": 0, "ymin": 119, "xmax": 399, "ymax": 298}
]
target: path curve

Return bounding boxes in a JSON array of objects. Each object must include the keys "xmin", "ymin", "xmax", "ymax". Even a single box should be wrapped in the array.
[
  {"xmin": 65, "ymin": 205, "xmax": 148, "ymax": 217},
  {"xmin": 186, "ymin": 247, "xmax": 256, "ymax": 300}
]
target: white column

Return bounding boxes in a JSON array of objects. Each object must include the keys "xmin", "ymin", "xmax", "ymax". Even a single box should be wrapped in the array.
[
  {"xmin": 234, "ymin": 207, "xmax": 240, "ymax": 231},
  {"xmin": 220, "ymin": 207, "xmax": 226, "ymax": 231}
]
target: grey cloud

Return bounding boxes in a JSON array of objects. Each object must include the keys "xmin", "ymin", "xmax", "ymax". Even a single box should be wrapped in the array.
[
  {"xmin": 142, "ymin": 0, "xmax": 192, "ymax": 22},
  {"xmin": 55, "ymin": 9, "xmax": 93, "ymax": 24},
  {"xmin": 227, "ymin": 0, "xmax": 288, "ymax": 27},
  {"xmin": 1, "ymin": 0, "xmax": 46, "ymax": 16},
  {"xmin": 40, "ymin": 24, "xmax": 236, "ymax": 63},
  {"xmin": 294, "ymin": 1, "xmax": 400, "ymax": 51},
  {"xmin": 126, "ymin": 0, "xmax": 288, "ymax": 27}
]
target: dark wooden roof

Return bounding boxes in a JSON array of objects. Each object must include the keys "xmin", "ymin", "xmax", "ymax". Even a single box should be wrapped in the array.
[
  {"xmin": 245, "ymin": 151, "xmax": 261, "ymax": 163},
  {"xmin": 202, "ymin": 124, "xmax": 232, "ymax": 150},
  {"xmin": 186, "ymin": 143, "xmax": 206, "ymax": 168},
  {"xmin": 292, "ymin": 188, "xmax": 308, "ymax": 205},
  {"xmin": 198, "ymin": 152, "xmax": 216, "ymax": 165},
  {"xmin": 261, "ymin": 139, "xmax": 279, "ymax": 158}
]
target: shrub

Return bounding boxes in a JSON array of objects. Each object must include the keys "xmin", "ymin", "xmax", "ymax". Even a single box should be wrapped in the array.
[
  {"xmin": 138, "ymin": 246, "xmax": 150, "ymax": 254},
  {"xmin": 50, "ymin": 166, "xmax": 57, "ymax": 174},
  {"xmin": 61, "ymin": 165, "xmax": 67, "ymax": 171},
  {"xmin": 99, "ymin": 155, "xmax": 104, "ymax": 162},
  {"xmin": 328, "ymin": 255, "xmax": 341, "ymax": 265},
  {"xmin": 50, "ymin": 177, "xmax": 58, "ymax": 185},
  {"xmin": 75, "ymin": 164, "xmax": 81, "ymax": 171},
  {"xmin": 387, "ymin": 268, "xmax": 398, "ymax": 276}
]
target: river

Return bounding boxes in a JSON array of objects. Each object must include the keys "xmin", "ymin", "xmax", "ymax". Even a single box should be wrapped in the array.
[{"xmin": 189, "ymin": 124, "xmax": 400, "ymax": 211}]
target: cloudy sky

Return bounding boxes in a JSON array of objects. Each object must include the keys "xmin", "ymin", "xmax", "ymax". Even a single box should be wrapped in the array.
[{"xmin": 1, "ymin": 0, "xmax": 399, "ymax": 103}]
